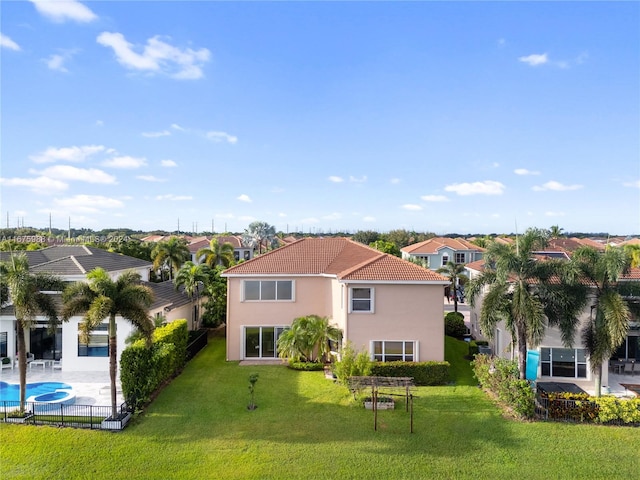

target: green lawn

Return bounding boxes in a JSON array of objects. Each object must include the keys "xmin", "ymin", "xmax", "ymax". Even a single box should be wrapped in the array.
[{"xmin": 1, "ymin": 337, "xmax": 639, "ymax": 480}]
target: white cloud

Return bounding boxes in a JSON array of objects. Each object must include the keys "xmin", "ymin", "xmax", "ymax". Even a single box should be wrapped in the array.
[
  {"xmin": 271, "ymin": 187, "xmax": 285, "ymax": 193},
  {"xmin": 1, "ymin": 33, "xmax": 21, "ymax": 51},
  {"xmin": 363, "ymin": 216, "xmax": 376, "ymax": 222},
  {"xmin": 322, "ymin": 213, "xmax": 342, "ymax": 220},
  {"xmin": 623, "ymin": 180, "xmax": 640, "ymax": 188},
  {"xmin": 155, "ymin": 194, "xmax": 193, "ymax": 201},
  {"xmin": 44, "ymin": 49, "xmax": 81, "ymax": 73},
  {"xmin": 102, "ymin": 156, "xmax": 147, "ymax": 169},
  {"xmin": 402, "ymin": 204, "xmax": 423, "ymax": 211},
  {"xmin": 237, "ymin": 194, "xmax": 252, "ymax": 203},
  {"xmin": 161, "ymin": 159, "xmax": 177, "ymax": 168},
  {"xmin": 514, "ymin": 168, "xmax": 540, "ymax": 176},
  {"xmin": 390, "ymin": 178, "xmax": 401, "ymax": 185},
  {"xmin": 420, "ymin": 195, "xmax": 449, "ymax": 202},
  {"xmin": 0, "ymin": 176, "xmax": 68, "ymax": 194},
  {"xmin": 349, "ymin": 175, "xmax": 367, "ymax": 183},
  {"xmin": 142, "ymin": 130, "xmax": 171, "ymax": 138},
  {"xmin": 31, "ymin": 165, "xmax": 116, "ymax": 184},
  {"xmin": 206, "ymin": 131, "xmax": 238, "ymax": 144},
  {"xmin": 30, "ymin": 145, "xmax": 105, "ymax": 163},
  {"xmin": 95, "ymin": 120, "xmax": 104, "ymax": 127},
  {"xmin": 30, "ymin": 0, "xmax": 97, "ymax": 23},
  {"xmin": 497, "ymin": 38, "xmax": 506, "ymax": 47},
  {"xmin": 97, "ymin": 32, "xmax": 210, "ymax": 80},
  {"xmin": 137, "ymin": 175, "xmax": 166, "ymax": 182},
  {"xmin": 519, "ymin": 53, "xmax": 548, "ymax": 66},
  {"xmin": 532, "ymin": 181, "xmax": 583, "ymax": 192},
  {"xmin": 444, "ymin": 180, "xmax": 505, "ymax": 196},
  {"xmin": 328, "ymin": 176, "xmax": 344, "ymax": 183},
  {"xmin": 171, "ymin": 123, "xmax": 185, "ymax": 131},
  {"xmin": 545, "ymin": 211, "xmax": 566, "ymax": 217},
  {"xmin": 54, "ymin": 195, "xmax": 124, "ymax": 212},
  {"xmin": 278, "ymin": 212, "xmax": 287, "ymax": 218}
]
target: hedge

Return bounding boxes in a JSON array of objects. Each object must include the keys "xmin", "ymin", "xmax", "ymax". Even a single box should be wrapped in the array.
[
  {"xmin": 120, "ymin": 319, "xmax": 188, "ymax": 412},
  {"xmin": 369, "ymin": 361, "xmax": 450, "ymax": 386}
]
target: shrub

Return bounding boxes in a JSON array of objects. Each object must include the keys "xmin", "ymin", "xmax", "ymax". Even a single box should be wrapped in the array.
[
  {"xmin": 121, "ymin": 320, "xmax": 188, "ymax": 411},
  {"xmin": 544, "ymin": 393, "xmax": 599, "ymax": 422},
  {"xmin": 370, "ymin": 361, "xmax": 450, "ymax": 386},
  {"xmin": 287, "ymin": 361, "xmax": 325, "ymax": 371},
  {"xmin": 332, "ymin": 341, "xmax": 372, "ymax": 386},
  {"xmin": 594, "ymin": 396, "xmax": 640, "ymax": 424},
  {"xmin": 472, "ymin": 354, "xmax": 534, "ymax": 419},
  {"xmin": 444, "ymin": 311, "xmax": 467, "ymax": 338}
]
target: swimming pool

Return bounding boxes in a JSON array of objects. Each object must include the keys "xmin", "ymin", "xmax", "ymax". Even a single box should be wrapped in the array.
[{"xmin": 0, "ymin": 381, "xmax": 75, "ymax": 406}]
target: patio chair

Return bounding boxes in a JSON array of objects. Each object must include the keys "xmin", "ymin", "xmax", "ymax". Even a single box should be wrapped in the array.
[
  {"xmin": 626, "ymin": 361, "xmax": 636, "ymax": 376},
  {"xmin": 1, "ymin": 357, "xmax": 13, "ymax": 370},
  {"xmin": 52, "ymin": 359, "xmax": 62, "ymax": 370}
]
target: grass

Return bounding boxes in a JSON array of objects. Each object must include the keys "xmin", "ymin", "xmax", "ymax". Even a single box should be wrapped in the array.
[{"xmin": 1, "ymin": 337, "xmax": 639, "ymax": 480}]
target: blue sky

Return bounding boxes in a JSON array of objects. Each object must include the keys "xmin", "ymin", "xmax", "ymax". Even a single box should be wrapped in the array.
[{"xmin": 1, "ymin": 1, "xmax": 639, "ymax": 236}]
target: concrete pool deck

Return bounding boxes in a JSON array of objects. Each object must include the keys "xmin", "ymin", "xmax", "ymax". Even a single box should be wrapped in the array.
[{"xmin": 0, "ymin": 366, "xmax": 124, "ymax": 405}]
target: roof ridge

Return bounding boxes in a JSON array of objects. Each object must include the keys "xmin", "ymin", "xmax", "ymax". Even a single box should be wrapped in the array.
[{"xmin": 337, "ymin": 252, "xmax": 386, "ymax": 278}]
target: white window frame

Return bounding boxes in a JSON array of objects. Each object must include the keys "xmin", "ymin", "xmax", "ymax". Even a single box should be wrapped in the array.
[
  {"xmin": 371, "ymin": 340, "xmax": 417, "ymax": 362},
  {"xmin": 441, "ymin": 255, "xmax": 449, "ymax": 266},
  {"xmin": 349, "ymin": 287, "xmax": 374, "ymax": 313},
  {"xmin": 78, "ymin": 323, "xmax": 110, "ymax": 357},
  {"xmin": 243, "ymin": 326, "xmax": 288, "ymax": 359},
  {"xmin": 242, "ymin": 280, "xmax": 294, "ymax": 302}
]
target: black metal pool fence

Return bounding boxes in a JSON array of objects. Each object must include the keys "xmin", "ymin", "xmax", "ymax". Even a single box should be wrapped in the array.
[{"xmin": 1, "ymin": 400, "xmax": 131, "ymax": 430}]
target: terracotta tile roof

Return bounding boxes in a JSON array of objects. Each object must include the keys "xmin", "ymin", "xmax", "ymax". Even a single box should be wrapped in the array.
[
  {"xmin": 464, "ymin": 259, "xmax": 485, "ymax": 272},
  {"xmin": 622, "ymin": 268, "xmax": 640, "ymax": 280},
  {"xmin": 401, "ymin": 237, "xmax": 485, "ymax": 255},
  {"xmin": 571, "ymin": 237, "xmax": 607, "ymax": 250},
  {"xmin": 620, "ymin": 238, "xmax": 640, "ymax": 247},
  {"xmin": 223, "ymin": 237, "xmax": 448, "ymax": 283}
]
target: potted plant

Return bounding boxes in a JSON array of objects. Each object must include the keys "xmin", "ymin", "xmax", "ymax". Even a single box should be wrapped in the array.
[{"xmin": 5, "ymin": 409, "xmax": 34, "ymax": 423}]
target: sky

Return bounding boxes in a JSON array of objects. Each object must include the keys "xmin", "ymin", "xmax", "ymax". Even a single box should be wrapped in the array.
[{"xmin": 1, "ymin": 1, "xmax": 639, "ymax": 236}]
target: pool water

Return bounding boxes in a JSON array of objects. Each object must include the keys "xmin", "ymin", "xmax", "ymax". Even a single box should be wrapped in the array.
[{"xmin": 0, "ymin": 381, "xmax": 73, "ymax": 402}]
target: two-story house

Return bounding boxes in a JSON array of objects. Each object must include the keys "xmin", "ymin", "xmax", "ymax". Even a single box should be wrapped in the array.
[
  {"xmin": 221, "ymin": 237, "xmax": 449, "ymax": 362},
  {"xmin": 401, "ymin": 237, "xmax": 484, "ymax": 270}
]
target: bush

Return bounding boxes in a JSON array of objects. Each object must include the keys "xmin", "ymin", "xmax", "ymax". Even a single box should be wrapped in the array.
[
  {"xmin": 370, "ymin": 361, "xmax": 450, "ymax": 386},
  {"xmin": 594, "ymin": 396, "xmax": 640, "ymax": 424},
  {"xmin": 445, "ymin": 311, "xmax": 467, "ymax": 338},
  {"xmin": 544, "ymin": 393, "xmax": 599, "ymax": 422},
  {"xmin": 332, "ymin": 341, "xmax": 372, "ymax": 386},
  {"xmin": 121, "ymin": 319, "xmax": 189, "ymax": 412},
  {"xmin": 287, "ymin": 361, "xmax": 325, "ymax": 371},
  {"xmin": 472, "ymin": 354, "xmax": 534, "ymax": 419}
]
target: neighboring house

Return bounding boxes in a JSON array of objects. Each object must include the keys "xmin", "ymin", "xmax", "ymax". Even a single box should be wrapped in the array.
[
  {"xmin": 0, "ymin": 246, "xmax": 193, "ymax": 372},
  {"xmin": 401, "ymin": 237, "xmax": 485, "ymax": 270},
  {"xmin": 221, "ymin": 237, "xmax": 449, "ymax": 362},
  {"xmin": 188, "ymin": 235, "xmax": 253, "ymax": 263},
  {"xmin": 465, "ymin": 260, "xmax": 640, "ymax": 393}
]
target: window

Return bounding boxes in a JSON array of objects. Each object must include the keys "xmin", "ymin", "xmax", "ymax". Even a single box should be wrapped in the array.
[
  {"xmin": 541, "ymin": 347, "xmax": 587, "ymax": 378},
  {"xmin": 243, "ymin": 280, "xmax": 293, "ymax": 301},
  {"xmin": 372, "ymin": 341, "xmax": 415, "ymax": 362},
  {"xmin": 455, "ymin": 253, "xmax": 465, "ymax": 264},
  {"xmin": 78, "ymin": 324, "xmax": 109, "ymax": 357},
  {"xmin": 244, "ymin": 326, "xmax": 287, "ymax": 358},
  {"xmin": 244, "ymin": 250, "xmax": 251, "ymax": 260},
  {"xmin": 441, "ymin": 255, "xmax": 449, "ymax": 266},
  {"xmin": 0, "ymin": 332, "xmax": 7, "ymax": 358},
  {"xmin": 234, "ymin": 251, "xmax": 240, "ymax": 261},
  {"xmin": 350, "ymin": 287, "xmax": 373, "ymax": 312}
]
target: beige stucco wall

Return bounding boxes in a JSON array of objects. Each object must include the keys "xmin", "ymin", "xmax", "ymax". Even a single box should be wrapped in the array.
[
  {"xmin": 226, "ymin": 276, "xmax": 334, "ymax": 360},
  {"xmin": 344, "ymin": 283, "xmax": 445, "ymax": 361}
]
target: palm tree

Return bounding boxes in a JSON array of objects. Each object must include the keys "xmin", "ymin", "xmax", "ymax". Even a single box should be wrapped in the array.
[
  {"xmin": 623, "ymin": 244, "xmax": 640, "ymax": 268},
  {"xmin": 242, "ymin": 221, "xmax": 276, "ymax": 255},
  {"xmin": 569, "ymin": 246, "xmax": 632, "ymax": 396},
  {"xmin": 196, "ymin": 238, "xmax": 235, "ymax": 268},
  {"xmin": 549, "ymin": 225, "xmax": 565, "ymax": 239},
  {"xmin": 174, "ymin": 261, "xmax": 211, "ymax": 330},
  {"xmin": 466, "ymin": 228, "xmax": 585, "ymax": 379},
  {"xmin": 277, "ymin": 315, "xmax": 342, "ymax": 363},
  {"xmin": 151, "ymin": 237, "xmax": 190, "ymax": 281},
  {"xmin": 62, "ymin": 268, "xmax": 154, "ymax": 418},
  {"xmin": 437, "ymin": 261, "xmax": 468, "ymax": 312},
  {"xmin": 0, "ymin": 253, "xmax": 64, "ymax": 413}
]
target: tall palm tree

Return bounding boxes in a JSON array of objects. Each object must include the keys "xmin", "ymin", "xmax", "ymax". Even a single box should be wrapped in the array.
[
  {"xmin": 466, "ymin": 228, "xmax": 585, "ymax": 379},
  {"xmin": 437, "ymin": 261, "xmax": 468, "ymax": 312},
  {"xmin": 242, "ymin": 221, "xmax": 276, "ymax": 255},
  {"xmin": 569, "ymin": 246, "xmax": 632, "ymax": 396},
  {"xmin": 196, "ymin": 238, "xmax": 235, "ymax": 268},
  {"xmin": 174, "ymin": 261, "xmax": 211, "ymax": 330},
  {"xmin": 277, "ymin": 315, "xmax": 342, "ymax": 363},
  {"xmin": 0, "ymin": 253, "xmax": 64, "ymax": 413},
  {"xmin": 549, "ymin": 225, "xmax": 565, "ymax": 239},
  {"xmin": 151, "ymin": 237, "xmax": 190, "ymax": 281},
  {"xmin": 62, "ymin": 268, "xmax": 154, "ymax": 418}
]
